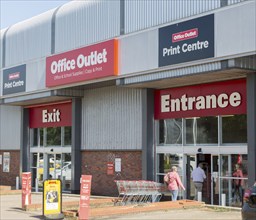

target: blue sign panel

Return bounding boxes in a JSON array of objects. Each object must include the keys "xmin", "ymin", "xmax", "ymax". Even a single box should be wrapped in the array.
[
  {"xmin": 159, "ymin": 14, "xmax": 214, "ymax": 67},
  {"xmin": 3, "ymin": 64, "xmax": 26, "ymax": 95}
]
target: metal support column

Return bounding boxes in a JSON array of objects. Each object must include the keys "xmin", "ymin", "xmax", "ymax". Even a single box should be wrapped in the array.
[
  {"xmin": 21, "ymin": 108, "xmax": 30, "ymax": 173},
  {"xmin": 142, "ymin": 89, "xmax": 154, "ymax": 181},
  {"xmin": 247, "ymin": 74, "xmax": 256, "ymax": 186},
  {"xmin": 71, "ymin": 98, "xmax": 82, "ymax": 194}
]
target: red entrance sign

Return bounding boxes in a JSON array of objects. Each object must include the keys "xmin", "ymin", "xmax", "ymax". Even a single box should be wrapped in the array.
[
  {"xmin": 46, "ymin": 39, "xmax": 118, "ymax": 87},
  {"xmin": 79, "ymin": 175, "xmax": 92, "ymax": 220},
  {"xmin": 155, "ymin": 79, "xmax": 246, "ymax": 119},
  {"xmin": 22, "ymin": 172, "xmax": 31, "ymax": 209}
]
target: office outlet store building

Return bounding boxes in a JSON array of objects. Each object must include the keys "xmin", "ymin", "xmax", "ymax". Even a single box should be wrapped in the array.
[{"xmin": 0, "ymin": 0, "xmax": 256, "ymax": 207}]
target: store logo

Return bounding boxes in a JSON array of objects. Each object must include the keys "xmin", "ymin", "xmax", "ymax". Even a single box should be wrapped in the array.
[
  {"xmin": 161, "ymin": 92, "xmax": 241, "ymax": 113},
  {"xmin": 172, "ymin": 28, "xmax": 198, "ymax": 43},
  {"xmin": 8, "ymin": 72, "xmax": 20, "ymax": 80},
  {"xmin": 42, "ymin": 109, "xmax": 61, "ymax": 123},
  {"xmin": 46, "ymin": 39, "xmax": 118, "ymax": 87},
  {"xmin": 50, "ymin": 49, "xmax": 108, "ymax": 75}
]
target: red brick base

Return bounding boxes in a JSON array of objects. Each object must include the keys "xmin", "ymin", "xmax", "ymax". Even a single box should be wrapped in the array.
[
  {"xmin": 0, "ymin": 150, "xmax": 20, "ymax": 187},
  {"xmin": 81, "ymin": 150, "xmax": 142, "ymax": 196}
]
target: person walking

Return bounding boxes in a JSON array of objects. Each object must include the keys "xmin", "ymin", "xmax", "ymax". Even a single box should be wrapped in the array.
[
  {"xmin": 191, "ymin": 163, "xmax": 206, "ymax": 201},
  {"xmin": 232, "ymin": 163, "xmax": 244, "ymax": 205},
  {"xmin": 164, "ymin": 166, "xmax": 185, "ymax": 201}
]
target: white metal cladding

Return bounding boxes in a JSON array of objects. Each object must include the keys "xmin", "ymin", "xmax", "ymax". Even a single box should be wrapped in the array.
[
  {"xmin": 215, "ymin": 0, "xmax": 256, "ymax": 58},
  {"xmin": 26, "ymin": 58, "xmax": 46, "ymax": 92},
  {"xmin": 0, "ymin": 70, "xmax": 2, "ymax": 96},
  {"xmin": 82, "ymin": 86, "xmax": 143, "ymax": 150},
  {"xmin": 0, "ymin": 28, "xmax": 7, "ymax": 69},
  {"xmin": 124, "ymin": 0, "xmax": 247, "ymax": 34},
  {"xmin": 0, "ymin": 105, "xmax": 21, "ymax": 150},
  {"xmin": 4, "ymin": 10, "xmax": 54, "ymax": 67},
  {"xmin": 123, "ymin": 61, "xmax": 222, "ymax": 85},
  {"xmin": 120, "ymin": 29, "xmax": 158, "ymax": 75},
  {"xmin": 228, "ymin": 0, "xmax": 245, "ymax": 4},
  {"xmin": 124, "ymin": 0, "xmax": 221, "ymax": 34},
  {"xmin": 55, "ymin": 0, "xmax": 120, "ymax": 54}
]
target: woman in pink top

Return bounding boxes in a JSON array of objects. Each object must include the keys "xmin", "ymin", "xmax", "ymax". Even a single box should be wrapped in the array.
[
  {"xmin": 232, "ymin": 163, "xmax": 244, "ymax": 203},
  {"xmin": 164, "ymin": 166, "xmax": 185, "ymax": 201}
]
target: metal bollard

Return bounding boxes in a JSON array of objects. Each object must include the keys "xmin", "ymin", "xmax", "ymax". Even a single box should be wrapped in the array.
[
  {"xmin": 198, "ymin": 192, "xmax": 202, "ymax": 202},
  {"xmin": 35, "ymin": 178, "xmax": 39, "ymax": 192},
  {"xmin": 221, "ymin": 193, "xmax": 226, "ymax": 206},
  {"xmin": 16, "ymin": 176, "xmax": 19, "ymax": 189}
]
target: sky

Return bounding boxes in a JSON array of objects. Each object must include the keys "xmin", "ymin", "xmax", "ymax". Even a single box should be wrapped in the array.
[{"xmin": 0, "ymin": 0, "xmax": 71, "ymax": 29}]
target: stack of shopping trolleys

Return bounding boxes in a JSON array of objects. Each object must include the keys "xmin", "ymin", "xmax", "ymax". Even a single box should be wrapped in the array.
[{"xmin": 113, "ymin": 180, "xmax": 163, "ymax": 205}]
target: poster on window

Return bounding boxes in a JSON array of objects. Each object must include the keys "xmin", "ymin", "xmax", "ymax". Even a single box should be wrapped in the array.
[
  {"xmin": 3, "ymin": 152, "xmax": 10, "ymax": 172},
  {"xmin": 107, "ymin": 162, "xmax": 114, "ymax": 175},
  {"xmin": 115, "ymin": 158, "xmax": 121, "ymax": 172}
]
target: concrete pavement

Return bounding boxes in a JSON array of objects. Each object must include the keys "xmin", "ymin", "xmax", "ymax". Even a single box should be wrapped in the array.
[
  {"xmin": 92, "ymin": 208, "xmax": 242, "ymax": 220},
  {"xmin": 0, "ymin": 192, "xmax": 242, "ymax": 220}
]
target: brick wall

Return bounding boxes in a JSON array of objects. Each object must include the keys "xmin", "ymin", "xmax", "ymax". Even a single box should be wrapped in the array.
[
  {"xmin": 81, "ymin": 150, "xmax": 142, "ymax": 197},
  {"xmin": 0, "ymin": 150, "xmax": 20, "ymax": 187}
]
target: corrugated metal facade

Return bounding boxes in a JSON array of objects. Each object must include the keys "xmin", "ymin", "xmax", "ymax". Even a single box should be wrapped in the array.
[
  {"xmin": 0, "ymin": 105, "xmax": 21, "ymax": 149},
  {"xmin": 123, "ymin": 61, "xmax": 222, "ymax": 85},
  {"xmin": 124, "ymin": 0, "xmax": 222, "ymax": 34},
  {"xmin": 0, "ymin": 0, "xmax": 251, "ymax": 152},
  {"xmin": 4, "ymin": 10, "xmax": 54, "ymax": 68},
  {"xmin": 82, "ymin": 87, "xmax": 143, "ymax": 150},
  {"xmin": 54, "ymin": 0, "xmax": 120, "ymax": 54},
  {"xmin": 0, "ymin": 29, "xmax": 7, "ymax": 69},
  {"xmin": 1, "ymin": 0, "xmax": 247, "ymax": 70}
]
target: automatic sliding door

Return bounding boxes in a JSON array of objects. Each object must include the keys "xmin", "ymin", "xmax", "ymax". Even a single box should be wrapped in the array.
[
  {"xmin": 186, "ymin": 155, "xmax": 196, "ymax": 200},
  {"xmin": 211, "ymin": 155, "xmax": 219, "ymax": 205}
]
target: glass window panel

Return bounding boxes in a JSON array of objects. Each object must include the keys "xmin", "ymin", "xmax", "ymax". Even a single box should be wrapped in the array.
[
  {"xmin": 64, "ymin": 126, "xmax": 72, "ymax": 146},
  {"xmin": 185, "ymin": 117, "xmax": 218, "ymax": 144},
  {"xmin": 159, "ymin": 120, "xmax": 165, "ymax": 144},
  {"xmin": 158, "ymin": 119, "xmax": 182, "ymax": 145},
  {"xmin": 46, "ymin": 127, "xmax": 61, "ymax": 146},
  {"xmin": 222, "ymin": 114, "xmax": 247, "ymax": 143},
  {"xmin": 62, "ymin": 153, "xmax": 71, "ymax": 190},
  {"xmin": 32, "ymin": 128, "xmax": 43, "ymax": 147},
  {"xmin": 158, "ymin": 153, "xmax": 183, "ymax": 177},
  {"xmin": 220, "ymin": 154, "xmax": 248, "ymax": 207},
  {"xmin": 157, "ymin": 153, "xmax": 184, "ymax": 200}
]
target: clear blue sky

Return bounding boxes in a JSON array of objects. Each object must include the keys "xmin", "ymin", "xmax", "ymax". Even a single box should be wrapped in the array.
[{"xmin": 0, "ymin": 0, "xmax": 70, "ymax": 29}]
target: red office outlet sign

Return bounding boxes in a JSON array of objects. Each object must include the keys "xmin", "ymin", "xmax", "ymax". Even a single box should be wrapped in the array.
[
  {"xmin": 46, "ymin": 39, "xmax": 118, "ymax": 87},
  {"xmin": 154, "ymin": 79, "xmax": 246, "ymax": 119},
  {"xmin": 29, "ymin": 102, "xmax": 72, "ymax": 128}
]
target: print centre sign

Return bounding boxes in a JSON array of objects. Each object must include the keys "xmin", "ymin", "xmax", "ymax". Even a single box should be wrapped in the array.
[{"xmin": 159, "ymin": 14, "xmax": 214, "ymax": 67}]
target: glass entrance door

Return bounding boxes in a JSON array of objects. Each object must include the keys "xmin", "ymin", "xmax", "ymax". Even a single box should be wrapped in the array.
[
  {"xmin": 211, "ymin": 155, "xmax": 219, "ymax": 205},
  {"xmin": 31, "ymin": 152, "xmax": 72, "ymax": 191},
  {"xmin": 48, "ymin": 153, "xmax": 62, "ymax": 179},
  {"xmin": 186, "ymin": 155, "xmax": 196, "ymax": 200},
  {"xmin": 186, "ymin": 154, "xmax": 212, "ymax": 203},
  {"xmin": 219, "ymin": 154, "xmax": 248, "ymax": 207},
  {"xmin": 48, "ymin": 153, "xmax": 72, "ymax": 191}
]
